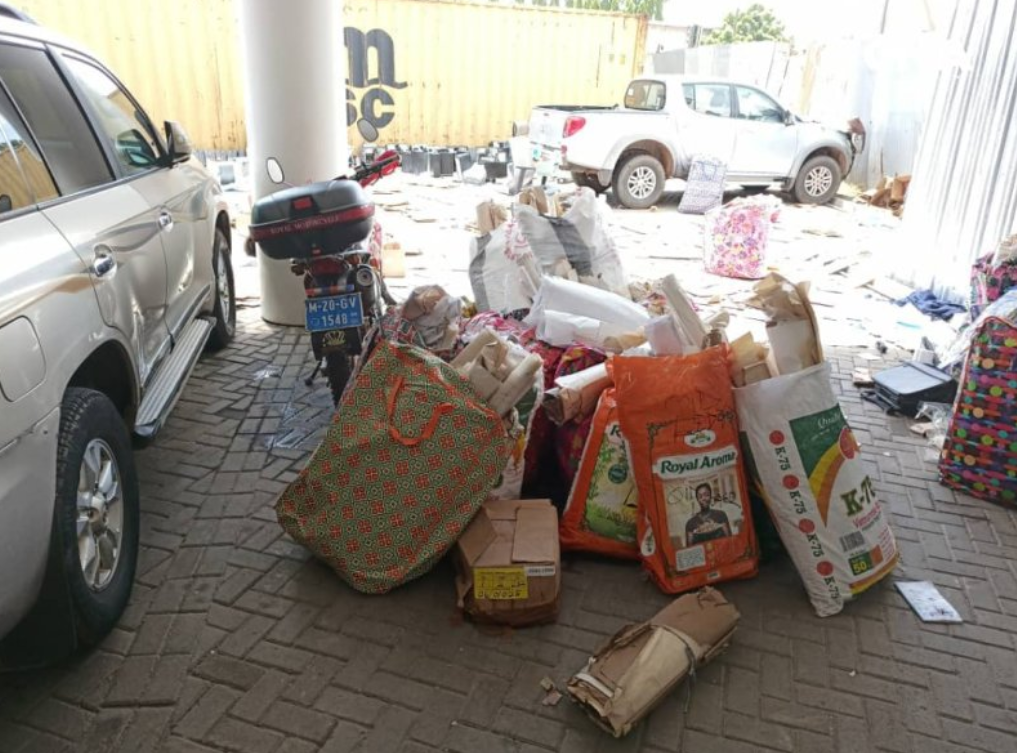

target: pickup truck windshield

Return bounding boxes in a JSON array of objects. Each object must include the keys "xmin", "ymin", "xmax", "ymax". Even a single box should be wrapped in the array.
[{"xmin": 624, "ymin": 80, "xmax": 665, "ymax": 111}]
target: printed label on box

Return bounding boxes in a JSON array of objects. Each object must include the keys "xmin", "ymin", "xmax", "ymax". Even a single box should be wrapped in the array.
[
  {"xmin": 474, "ymin": 567, "xmax": 529, "ymax": 600},
  {"xmin": 524, "ymin": 565, "xmax": 557, "ymax": 578}
]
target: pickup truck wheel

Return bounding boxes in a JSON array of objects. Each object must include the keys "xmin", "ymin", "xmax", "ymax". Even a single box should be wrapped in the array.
[
  {"xmin": 793, "ymin": 156, "xmax": 841, "ymax": 204},
  {"xmin": 207, "ymin": 229, "xmax": 236, "ymax": 350},
  {"xmin": 54, "ymin": 388, "xmax": 139, "ymax": 647},
  {"xmin": 613, "ymin": 154, "xmax": 665, "ymax": 209}
]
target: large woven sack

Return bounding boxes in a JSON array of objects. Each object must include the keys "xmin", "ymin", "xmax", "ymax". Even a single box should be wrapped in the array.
[
  {"xmin": 734, "ymin": 363, "xmax": 899, "ymax": 616},
  {"xmin": 939, "ymin": 290, "xmax": 1017, "ymax": 506},
  {"xmin": 276, "ymin": 340, "xmax": 512, "ymax": 593}
]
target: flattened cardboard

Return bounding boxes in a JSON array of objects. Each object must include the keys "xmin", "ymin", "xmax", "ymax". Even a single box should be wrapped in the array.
[
  {"xmin": 454, "ymin": 499, "xmax": 560, "ymax": 627},
  {"xmin": 568, "ymin": 588, "xmax": 739, "ymax": 737}
]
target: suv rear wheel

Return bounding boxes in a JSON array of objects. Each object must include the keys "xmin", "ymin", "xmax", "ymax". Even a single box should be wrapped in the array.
[
  {"xmin": 613, "ymin": 153, "xmax": 665, "ymax": 209},
  {"xmin": 54, "ymin": 388, "xmax": 139, "ymax": 647},
  {"xmin": 793, "ymin": 155, "xmax": 841, "ymax": 204}
]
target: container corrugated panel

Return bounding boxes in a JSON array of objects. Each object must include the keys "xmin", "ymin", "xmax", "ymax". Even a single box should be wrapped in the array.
[
  {"xmin": 18, "ymin": 0, "xmax": 248, "ymax": 151},
  {"xmin": 898, "ymin": 0, "xmax": 1017, "ymax": 301},
  {"xmin": 16, "ymin": 0, "xmax": 647, "ymax": 150}
]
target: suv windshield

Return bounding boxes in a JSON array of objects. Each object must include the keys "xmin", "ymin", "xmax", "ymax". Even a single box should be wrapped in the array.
[{"xmin": 624, "ymin": 80, "xmax": 666, "ymax": 111}]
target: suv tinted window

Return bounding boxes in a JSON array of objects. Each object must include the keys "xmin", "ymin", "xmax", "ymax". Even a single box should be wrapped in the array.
[
  {"xmin": 0, "ymin": 88, "xmax": 58, "ymax": 212},
  {"xmin": 0, "ymin": 44, "xmax": 111, "ymax": 194},
  {"xmin": 63, "ymin": 56, "xmax": 162, "ymax": 176},
  {"xmin": 735, "ymin": 86, "xmax": 784, "ymax": 123},
  {"xmin": 691, "ymin": 84, "xmax": 732, "ymax": 118}
]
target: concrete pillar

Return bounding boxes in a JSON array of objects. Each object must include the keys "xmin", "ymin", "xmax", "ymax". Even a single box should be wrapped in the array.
[{"xmin": 237, "ymin": 0, "xmax": 350, "ymax": 325}]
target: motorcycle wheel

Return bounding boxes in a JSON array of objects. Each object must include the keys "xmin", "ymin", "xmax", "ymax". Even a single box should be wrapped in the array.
[{"xmin": 324, "ymin": 353, "xmax": 354, "ymax": 406}]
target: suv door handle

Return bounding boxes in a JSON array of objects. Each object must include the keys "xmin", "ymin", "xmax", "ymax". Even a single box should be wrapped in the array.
[
  {"xmin": 158, "ymin": 211, "xmax": 174, "ymax": 232},
  {"xmin": 92, "ymin": 248, "xmax": 116, "ymax": 278}
]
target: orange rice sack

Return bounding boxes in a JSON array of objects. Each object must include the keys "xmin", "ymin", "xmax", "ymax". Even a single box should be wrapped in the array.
[
  {"xmin": 613, "ymin": 348, "xmax": 759, "ymax": 593},
  {"xmin": 560, "ymin": 389, "xmax": 640, "ymax": 560}
]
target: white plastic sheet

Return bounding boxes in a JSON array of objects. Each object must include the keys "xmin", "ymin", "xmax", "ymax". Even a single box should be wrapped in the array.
[{"xmin": 525, "ymin": 277, "xmax": 649, "ymax": 348}]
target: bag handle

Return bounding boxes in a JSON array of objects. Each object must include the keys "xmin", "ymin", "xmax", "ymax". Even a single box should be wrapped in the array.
[{"xmin": 387, "ymin": 375, "xmax": 455, "ymax": 447}]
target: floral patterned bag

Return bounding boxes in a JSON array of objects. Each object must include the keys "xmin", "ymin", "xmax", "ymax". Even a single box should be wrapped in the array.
[
  {"xmin": 275, "ymin": 340, "xmax": 511, "ymax": 594},
  {"xmin": 704, "ymin": 196, "xmax": 781, "ymax": 279}
]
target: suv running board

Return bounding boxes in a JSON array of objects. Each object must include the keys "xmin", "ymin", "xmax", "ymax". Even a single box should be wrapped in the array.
[{"xmin": 134, "ymin": 318, "xmax": 213, "ymax": 440}]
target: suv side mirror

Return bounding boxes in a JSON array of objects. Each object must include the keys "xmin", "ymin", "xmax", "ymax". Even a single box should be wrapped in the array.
[
  {"xmin": 784, "ymin": 110, "xmax": 795, "ymax": 126},
  {"xmin": 164, "ymin": 121, "xmax": 193, "ymax": 165}
]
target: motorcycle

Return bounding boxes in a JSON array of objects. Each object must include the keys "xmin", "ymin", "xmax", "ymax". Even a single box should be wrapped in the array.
[{"xmin": 249, "ymin": 120, "xmax": 400, "ymax": 403}]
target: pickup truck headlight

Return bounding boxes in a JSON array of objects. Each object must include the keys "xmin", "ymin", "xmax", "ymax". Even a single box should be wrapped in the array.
[{"xmin": 851, "ymin": 132, "xmax": 866, "ymax": 151}]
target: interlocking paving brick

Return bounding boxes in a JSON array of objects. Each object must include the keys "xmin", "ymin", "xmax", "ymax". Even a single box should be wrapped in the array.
[
  {"xmin": 318, "ymin": 720, "xmax": 369, "ymax": 753},
  {"xmin": 25, "ymin": 698, "xmax": 91, "ymax": 741},
  {"xmin": 261, "ymin": 700, "xmax": 336, "ymax": 743},
  {"xmin": 206, "ymin": 717, "xmax": 284, "ymax": 753},
  {"xmin": 173, "ymin": 685, "xmax": 240, "ymax": 739},
  {"xmin": 4, "ymin": 308, "xmax": 1017, "ymax": 753},
  {"xmin": 227, "ymin": 670, "xmax": 290, "ymax": 724},
  {"xmin": 193, "ymin": 655, "xmax": 265, "ymax": 692},
  {"xmin": 493, "ymin": 706, "xmax": 566, "ymax": 749}
]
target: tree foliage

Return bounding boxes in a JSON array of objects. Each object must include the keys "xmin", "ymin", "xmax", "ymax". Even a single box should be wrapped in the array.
[
  {"xmin": 511, "ymin": 1, "xmax": 664, "ymax": 21},
  {"xmin": 703, "ymin": 3, "xmax": 788, "ymax": 44}
]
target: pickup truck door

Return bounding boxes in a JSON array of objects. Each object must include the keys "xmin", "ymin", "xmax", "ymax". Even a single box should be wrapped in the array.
[
  {"xmin": 677, "ymin": 83, "xmax": 739, "ymax": 167},
  {"xmin": 729, "ymin": 86, "xmax": 799, "ymax": 179}
]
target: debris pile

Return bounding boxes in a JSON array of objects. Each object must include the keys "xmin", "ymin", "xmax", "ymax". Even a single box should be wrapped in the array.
[{"xmin": 858, "ymin": 174, "xmax": 910, "ymax": 216}]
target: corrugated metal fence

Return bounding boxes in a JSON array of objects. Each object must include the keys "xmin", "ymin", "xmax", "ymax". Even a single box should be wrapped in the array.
[
  {"xmin": 897, "ymin": 0, "xmax": 1017, "ymax": 300},
  {"xmin": 16, "ymin": 0, "xmax": 646, "ymax": 149}
]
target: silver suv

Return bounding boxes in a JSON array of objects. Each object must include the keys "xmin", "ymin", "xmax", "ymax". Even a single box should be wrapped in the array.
[{"xmin": 0, "ymin": 9, "xmax": 235, "ymax": 662}]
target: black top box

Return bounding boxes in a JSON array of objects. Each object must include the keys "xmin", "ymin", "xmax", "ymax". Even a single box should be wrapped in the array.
[{"xmin": 250, "ymin": 179, "xmax": 374, "ymax": 260}]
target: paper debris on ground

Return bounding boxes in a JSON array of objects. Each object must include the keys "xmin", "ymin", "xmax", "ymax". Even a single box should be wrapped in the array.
[
  {"xmin": 852, "ymin": 367, "xmax": 874, "ymax": 386},
  {"xmin": 539, "ymin": 677, "xmax": 562, "ymax": 706},
  {"xmin": 895, "ymin": 581, "xmax": 962, "ymax": 623}
]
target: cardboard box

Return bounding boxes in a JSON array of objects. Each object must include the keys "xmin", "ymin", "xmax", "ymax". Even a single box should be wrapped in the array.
[
  {"xmin": 567, "ymin": 588, "xmax": 739, "ymax": 737},
  {"xmin": 454, "ymin": 499, "xmax": 561, "ymax": 626}
]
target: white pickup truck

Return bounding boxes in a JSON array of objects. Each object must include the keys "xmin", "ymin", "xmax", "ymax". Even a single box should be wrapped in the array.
[{"xmin": 529, "ymin": 76, "xmax": 865, "ymax": 209}]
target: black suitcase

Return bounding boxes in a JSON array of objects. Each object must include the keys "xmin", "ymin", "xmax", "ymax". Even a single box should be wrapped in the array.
[{"xmin": 863, "ymin": 362, "xmax": 957, "ymax": 417}]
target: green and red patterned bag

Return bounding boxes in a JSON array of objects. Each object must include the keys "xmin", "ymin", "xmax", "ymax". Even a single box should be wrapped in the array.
[{"xmin": 276, "ymin": 340, "xmax": 512, "ymax": 593}]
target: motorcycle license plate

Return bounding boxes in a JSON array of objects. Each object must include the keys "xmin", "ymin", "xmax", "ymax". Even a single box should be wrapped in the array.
[{"xmin": 305, "ymin": 293, "xmax": 364, "ymax": 332}]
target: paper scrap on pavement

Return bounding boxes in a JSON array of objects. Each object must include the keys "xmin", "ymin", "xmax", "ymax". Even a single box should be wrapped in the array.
[
  {"xmin": 895, "ymin": 581, "xmax": 962, "ymax": 623},
  {"xmin": 852, "ymin": 367, "xmax": 874, "ymax": 387}
]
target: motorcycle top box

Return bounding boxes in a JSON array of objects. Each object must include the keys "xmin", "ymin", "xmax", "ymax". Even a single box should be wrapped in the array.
[{"xmin": 250, "ymin": 179, "xmax": 374, "ymax": 260}]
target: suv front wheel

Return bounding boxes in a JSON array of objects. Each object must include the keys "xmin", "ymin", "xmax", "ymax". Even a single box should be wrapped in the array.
[
  {"xmin": 207, "ymin": 228, "xmax": 236, "ymax": 350},
  {"xmin": 793, "ymin": 155, "xmax": 842, "ymax": 204},
  {"xmin": 53, "ymin": 388, "xmax": 140, "ymax": 647}
]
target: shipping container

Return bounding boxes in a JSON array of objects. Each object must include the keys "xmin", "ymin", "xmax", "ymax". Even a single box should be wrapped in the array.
[{"xmin": 16, "ymin": 0, "xmax": 647, "ymax": 150}]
